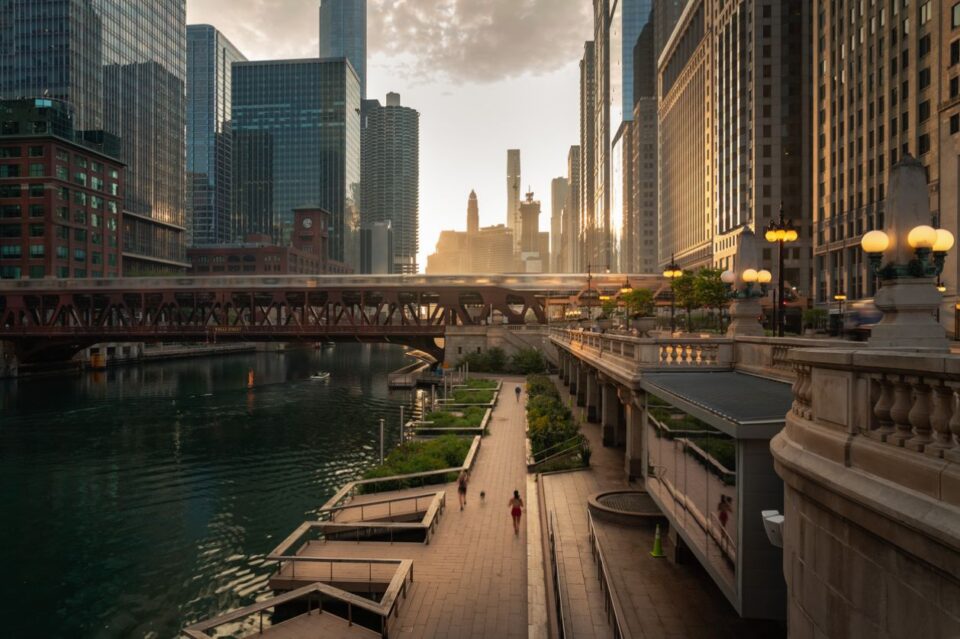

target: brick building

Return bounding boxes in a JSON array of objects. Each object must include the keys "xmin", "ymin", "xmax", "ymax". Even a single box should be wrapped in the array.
[
  {"xmin": 0, "ymin": 98, "xmax": 124, "ymax": 280},
  {"xmin": 187, "ymin": 206, "xmax": 351, "ymax": 275}
]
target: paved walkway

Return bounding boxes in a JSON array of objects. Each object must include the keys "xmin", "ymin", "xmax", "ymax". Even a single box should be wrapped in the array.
[{"xmin": 543, "ymin": 376, "xmax": 785, "ymax": 639}]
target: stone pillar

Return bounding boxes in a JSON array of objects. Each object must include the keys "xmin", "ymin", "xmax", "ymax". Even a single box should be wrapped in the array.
[
  {"xmin": 726, "ymin": 297, "xmax": 764, "ymax": 337},
  {"xmin": 615, "ymin": 401, "xmax": 627, "ymax": 447},
  {"xmin": 0, "ymin": 340, "xmax": 18, "ymax": 379},
  {"xmin": 575, "ymin": 362, "xmax": 586, "ymax": 406},
  {"xmin": 585, "ymin": 370, "xmax": 599, "ymax": 422},
  {"xmin": 624, "ymin": 394, "xmax": 645, "ymax": 480},
  {"xmin": 601, "ymin": 383, "xmax": 618, "ymax": 445},
  {"xmin": 562, "ymin": 354, "xmax": 570, "ymax": 384},
  {"xmin": 870, "ymin": 277, "xmax": 949, "ymax": 351}
]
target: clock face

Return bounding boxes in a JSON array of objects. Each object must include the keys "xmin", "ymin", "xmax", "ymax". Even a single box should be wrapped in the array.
[{"xmin": 302, "ymin": 217, "xmax": 313, "ymax": 229}]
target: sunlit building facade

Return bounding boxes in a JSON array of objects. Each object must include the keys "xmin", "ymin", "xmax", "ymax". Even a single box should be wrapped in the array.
[
  {"xmin": 0, "ymin": 0, "xmax": 188, "ymax": 272},
  {"xmin": 318, "ymin": 0, "xmax": 367, "ymax": 98}
]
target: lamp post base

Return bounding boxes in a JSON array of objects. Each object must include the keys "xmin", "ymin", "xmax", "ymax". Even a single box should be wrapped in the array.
[
  {"xmin": 869, "ymin": 277, "xmax": 949, "ymax": 351},
  {"xmin": 726, "ymin": 297, "xmax": 764, "ymax": 337}
]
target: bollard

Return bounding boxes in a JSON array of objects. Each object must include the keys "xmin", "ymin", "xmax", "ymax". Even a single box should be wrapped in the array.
[{"xmin": 650, "ymin": 523, "xmax": 666, "ymax": 558}]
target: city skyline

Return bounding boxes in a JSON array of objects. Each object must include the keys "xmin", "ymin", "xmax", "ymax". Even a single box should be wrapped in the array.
[{"xmin": 186, "ymin": 0, "xmax": 590, "ymax": 271}]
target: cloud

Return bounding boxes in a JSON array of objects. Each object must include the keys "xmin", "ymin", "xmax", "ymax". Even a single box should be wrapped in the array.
[
  {"xmin": 370, "ymin": 0, "xmax": 592, "ymax": 83},
  {"xmin": 186, "ymin": 0, "xmax": 319, "ymax": 60}
]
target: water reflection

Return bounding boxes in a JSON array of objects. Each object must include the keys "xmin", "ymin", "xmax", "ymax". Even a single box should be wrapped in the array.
[{"xmin": 0, "ymin": 344, "xmax": 416, "ymax": 638}]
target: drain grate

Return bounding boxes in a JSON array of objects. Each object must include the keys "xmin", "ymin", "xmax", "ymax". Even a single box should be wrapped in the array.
[{"xmin": 597, "ymin": 492, "xmax": 657, "ymax": 514}]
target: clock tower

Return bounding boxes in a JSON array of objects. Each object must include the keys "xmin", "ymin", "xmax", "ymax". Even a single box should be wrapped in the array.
[{"xmin": 292, "ymin": 206, "xmax": 331, "ymax": 267}]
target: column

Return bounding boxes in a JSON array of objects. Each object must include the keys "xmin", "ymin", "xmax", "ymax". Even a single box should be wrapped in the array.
[
  {"xmin": 601, "ymin": 383, "xmax": 618, "ymax": 445},
  {"xmin": 585, "ymin": 370, "xmax": 599, "ymax": 422},
  {"xmin": 624, "ymin": 393, "xmax": 645, "ymax": 480},
  {"xmin": 575, "ymin": 362, "xmax": 586, "ymax": 406}
]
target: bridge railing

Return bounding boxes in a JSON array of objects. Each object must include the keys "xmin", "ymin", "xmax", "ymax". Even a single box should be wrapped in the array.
[{"xmin": 549, "ymin": 327, "xmax": 734, "ymax": 370}]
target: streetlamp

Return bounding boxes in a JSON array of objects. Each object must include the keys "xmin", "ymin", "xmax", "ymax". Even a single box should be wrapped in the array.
[
  {"xmin": 764, "ymin": 202, "xmax": 799, "ymax": 337},
  {"xmin": 583, "ymin": 263, "xmax": 609, "ymax": 320},
  {"xmin": 662, "ymin": 254, "xmax": 683, "ymax": 333},
  {"xmin": 833, "ymin": 292, "xmax": 847, "ymax": 337},
  {"xmin": 858, "ymin": 156, "xmax": 956, "ymax": 350},
  {"xmin": 720, "ymin": 227, "xmax": 772, "ymax": 336}
]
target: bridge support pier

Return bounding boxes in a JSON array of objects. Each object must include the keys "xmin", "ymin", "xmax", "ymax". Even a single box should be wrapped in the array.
[
  {"xmin": 601, "ymin": 383, "xmax": 620, "ymax": 446},
  {"xmin": 560, "ymin": 354, "xmax": 569, "ymax": 385},
  {"xmin": 0, "ymin": 340, "xmax": 18, "ymax": 379},
  {"xmin": 585, "ymin": 371, "xmax": 600, "ymax": 423},
  {"xmin": 624, "ymin": 394, "xmax": 645, "ymax": 480},
  {"xmin": 575, "ymin": 363, "xmax": 586, "ymax": 406}
]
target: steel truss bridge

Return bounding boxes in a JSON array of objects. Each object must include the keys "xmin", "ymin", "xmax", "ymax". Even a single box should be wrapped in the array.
[{"xmin": 0, "ymin": 274, "xmax": 663, "ymax": 362}]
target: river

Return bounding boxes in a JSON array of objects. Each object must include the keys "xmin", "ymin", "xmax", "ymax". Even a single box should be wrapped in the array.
[{"xmin": 0, "ymin": 343, "xmax": 418, "ymax": 638}]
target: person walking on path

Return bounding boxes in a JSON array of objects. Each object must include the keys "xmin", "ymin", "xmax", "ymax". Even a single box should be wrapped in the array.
[
  {"xmin": 457, "ymin": 471, "xmax": 469, "ymax": 510},
  {"xmin": 515, "ymin": 385, "xmax": 522, "ymax": 402},
  {"xmin": 508, "ymin": 490, "xmax": 524, "ymax": 536}
]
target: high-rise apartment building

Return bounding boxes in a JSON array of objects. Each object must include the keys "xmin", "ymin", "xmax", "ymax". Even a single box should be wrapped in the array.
[
  {"xmin": 0, "ymin": 0, "xmax": 188, "ymax": 273},
  {"xmin": 360, "ymin": 92, "xmax": 420, "ymax": 274},
  {"xmin": 231, "ymin": 59, "xmax": 361, "ymax": 266},
  {"xmin": 712, "ymin": 2, "xmax": 810, "ymax": 297},
  {"xmin": 318, "ymin": 0, "xmax": 367, "ymax": 98},
  {"xmin": 579, "ymin": 41, "xmax": 598, "ymax": 269},
  {"xmin": 187, "ymin": 25, "xmax": 247, "ymax": 246},
  {"xmin": 565, "ymin": 145, "xmax": 582, "ymax": 273},
  {"xmin": 519, "ymin": 191, "xmax": 550, "ymax": 273},
  {"xmin": 813, "ymin": 0, "xmax": 960, "ymax": 318},
  {"xmin": 425, "ymin": 191, "xmax": 516, "ymax": 274},
  {"xmin": 658, "ymin": 0, "xmax": 714, "ymax": 270},
  {"xmin": 467, "ymin": 189, "xmax": 479, "ymax": 234},
  {"xmin": 506, "ymin": 149, "xmax": 521, "ymax": 250},
  {"xmin": 551, "ymin": 177, "xmax": 568, "ymax": 272}
]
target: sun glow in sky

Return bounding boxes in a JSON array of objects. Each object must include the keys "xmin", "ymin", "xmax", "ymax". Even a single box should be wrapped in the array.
[{"xmin": 186, "ymin": 0, "xmax": 592, "ymax": 270}]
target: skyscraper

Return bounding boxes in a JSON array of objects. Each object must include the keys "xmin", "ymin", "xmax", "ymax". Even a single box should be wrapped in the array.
[
  {"xmin": 551, "ymin": 177, "xmax": 568, "ymax": 272},
  {"xmin": 467, "ymin": 189, "xmax": 479, "ymax": 234},
  {"xmin": 318, "ymin": 0, "xmax": 367, "ymax": 98},
  {"xmin": 0, "ymin": 0, "xmax": 188, "ymax": 272},
  {"xmin": 232, "ymin": 58, "xmax": 361, "ymax": 265},
  {"xmin": 506, "ymin": 149, "xmax": 521, "ymax": 250},
  {"xmin": 187, "ymin": 25, "xmax": 247, "ymax": 246},
  {"xmin": 580, "ymin": 41, "xmax": 597, "ymax": 270},
  {"xmin": 565, "ymin": 145, "xmax": 582, "ymax": 273},
  {"xmin": 360, "ymin": 92, "xmax": 420, "ymax": 274}
]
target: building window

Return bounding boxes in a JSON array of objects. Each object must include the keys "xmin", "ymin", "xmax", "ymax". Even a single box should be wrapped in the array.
[
  {"xmin": 952, "ymin": 76, "xmax": 960, "ymax": 98},
  {"xmin": 919, "ymin": 68, "xmax": 931, "ymax": 89},
  {"xmin": 919, "ymin": 35, "xmax": 931, "ymax": 57},
  {"xmin": 28, "ymin": 265, "xmax": 44, "ymax": 279},
  {"xmin": 920, "ymin": 2, "xmax": 931, "ymax": 24},
  {"xmin": 29, "ymin": 224, "xmax": 43, "ymax": 237},
  {"xmin": 74, "ymin": 248, "xmax": 86, "ymax": 262},
  {"xmin": 29, "ymin": 184, "xmax": 43, "ymax": 197},
  {"xmin": 1, "ymin": 244, "xmax": 22, "ymax": 259},
  {"xmin": 953, "ymin": 41, "xmax": 960, "ymax": 66},
  {"xmin": 0, "ymin": 224, "xmax": 20, "ymax": 238},
  {"xmin": 29, "ymin": 205, "xmax": 43, "ymax": 218},
  {"xmin": 919, "ymin": 100, "xmax": 931, "ymax": 122},
  {"xmin": 1, "ymin": 266, "xmax": 21, "ymax": 279},
  {"xmin": 954, "ymin": 3, "xmax": 960, "ymax": 27},
  {"xmin": 0, "ymin": 147, "xmax": 21, "ymax": 158},
  {"xmin": 0, "ymin": 164, "xmax": 19, "ymax": 178},
  {"xmin": 28, "ymin": 146, "xmax": 43, "ymax": 157},
  {"xmin": 29, "ymin": 163, "xmax": 44, "ymax": 177},
  {"xmin": 918, "ymin": 134, "xmax": 931, "ymax": 155},
  {"xmin": 56, "ymin": 245, "xmax": 67, "ymax": 259},
  {"xmin": 29, "ymin": 244, "xmax": 44, "ymax": 258},
  {"xmin": 952, "ymin": 114, "xmax": 960, "ymax": 134}
]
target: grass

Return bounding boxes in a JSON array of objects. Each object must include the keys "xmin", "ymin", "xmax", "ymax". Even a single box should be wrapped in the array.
[
  {"xmin": 449, "ymin": 388, "xmax": 495, "ymax": 404},
  {"xmin": 418, "ymin": 406, "xmax": 487, "ymax": 429},
  {"xmin": 359, "ymin": 435, "xmax": 472, "ymax": 493},
  {"xmin": 462, "ymin": 378, "xmax": 497, "ymax": 390}
]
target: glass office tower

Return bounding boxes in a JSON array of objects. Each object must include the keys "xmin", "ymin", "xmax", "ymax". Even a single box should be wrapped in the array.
[
  {"xmin": 187, "ymin": 25, "xmax": 247, "ymax": 246},
  {"xmin": 0, "ymin": 0, "xmax": 188, "ymax": 272},
  {"xmin": 318, "ymin": 0, "xmax": 367, "ymax": 98},
  {"xmin": 232, "ymin": 58, "xmax": 361, "ymax": 266}
]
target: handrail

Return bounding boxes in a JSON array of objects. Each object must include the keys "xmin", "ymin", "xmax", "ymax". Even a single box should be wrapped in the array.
[
  {"xmin": 549, "ymin": 512, "xmax": 572, "ymax": 639},
  {"xmin": 528, "ymin": 443, "xmax": 583, "ymax": 471},
  {"xmin": 532, "ymin": 434, "xmax": 584, "ymax": 461},
  {"xmin": 587, "ymin": 510, "xmax": 627, "ymax": 639}
]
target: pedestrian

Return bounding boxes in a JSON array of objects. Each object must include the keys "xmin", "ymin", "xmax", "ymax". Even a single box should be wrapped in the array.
[
  {"xmin": 457, "ymin": 470, "xmax": 468, "ymax": 510},
  {"xmin": 515, "ymin": 385, "xmax": 521, "ymax": 402},
  {"xmin": 508, "ymin": 489, "xmax": 524, "ymax": 536},
  {"xmin": 717, "ymin": 495, "xmax": 731, "ymax": 528}
]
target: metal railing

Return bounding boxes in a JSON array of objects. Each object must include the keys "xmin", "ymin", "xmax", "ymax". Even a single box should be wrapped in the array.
[
  {"xmin": 548, "ymin": 512, "xmax": 572, "ymax": 639},
  {"xmin": 587, "ymin": 510, "xmax": 627, "ymax": 639}
]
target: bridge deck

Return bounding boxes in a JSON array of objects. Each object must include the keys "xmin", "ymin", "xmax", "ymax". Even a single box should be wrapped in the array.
[{"xmin": 246, "ymin": 612, "xmax": 380, "ymax": 639}]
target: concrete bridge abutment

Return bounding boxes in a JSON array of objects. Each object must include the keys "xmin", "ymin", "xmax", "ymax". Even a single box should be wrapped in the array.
[{"xmin": 585, "ymin": 370, "xmax": 600, "ymax": 423}]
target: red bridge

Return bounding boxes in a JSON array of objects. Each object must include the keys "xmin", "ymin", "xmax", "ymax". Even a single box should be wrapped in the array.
[{"xmin": 0, "ymin": 274, "xmax": 661, "ymax": 363}]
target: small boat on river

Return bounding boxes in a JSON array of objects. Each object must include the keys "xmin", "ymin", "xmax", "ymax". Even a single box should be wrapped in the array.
[{"xmin": 310, "ymin": 372, "xmax": 331, "ymax": 381}]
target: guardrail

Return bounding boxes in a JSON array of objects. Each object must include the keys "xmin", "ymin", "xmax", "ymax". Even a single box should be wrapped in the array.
[
  {"xmin": 587, "ymin": 510, "xmax": 627, "ymax": 639},
  {"xmin": 548, "ymin": 512, "xmax": 572, "ymax": 639},
  {"xmin": 182, "ymin": 559, "xmax": 414, "ymax": 639}
]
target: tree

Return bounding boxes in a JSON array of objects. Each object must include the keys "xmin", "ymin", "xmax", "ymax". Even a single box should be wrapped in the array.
[
  {"xmin": 600, "ymin": 297, "xmax": 618, "ymax": 319},
  {"xmin": 694, "ymin": 268, "xmax": 729, "ymax": 331},
  {"xmin": 621, "ymin": 288, "xmax": 655, "ymax": 317},
  {"xmin": 672, "ymin": 270, "xmax": 697, "ymax": 327}
]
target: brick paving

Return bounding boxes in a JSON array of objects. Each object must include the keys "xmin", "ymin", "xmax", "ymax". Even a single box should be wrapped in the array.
[{"xmin": 543, "ymin": 376, "xmax": 786, "ymax": 639}]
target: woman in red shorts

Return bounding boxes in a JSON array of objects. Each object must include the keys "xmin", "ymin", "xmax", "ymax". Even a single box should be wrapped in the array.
[{"xmin": 508, "ymin": 490, "xmax": 524, "ymax": 536}]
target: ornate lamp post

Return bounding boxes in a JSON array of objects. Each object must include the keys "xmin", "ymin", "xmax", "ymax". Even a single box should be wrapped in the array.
[
  {"xmin": 721, "ymin": 227, "xmax": 772, "ymax": 337},
  {"xmin": 583, "ymin": 263, "xmax": 609, "ymax": 320},
  {"xmin": 858, "ymin": 157, "xmax": 955, "ymax": 350},
  {"xmin": 764, "ymin": 203, "xmax": 799, "ymax": 337},
  {"xmin": 662, "ymin": 254, "xmax": 683, "ymax": 333},
  {"xmin": 833, "ymin": 292, "xmax": 847, "ymax": 337}
]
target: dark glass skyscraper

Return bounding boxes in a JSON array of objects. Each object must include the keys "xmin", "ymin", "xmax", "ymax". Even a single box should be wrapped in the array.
[
  {"xmin": 187, "ymin": 25, "xmax": 246, "ymax": 246},
  {"xmin": 232, "ymin": 58, "xmax": 361, "ymax": 265},
  {"xmin": 361, "ymin": 93, "xmax": 419, "ymax": 274},
  {"xmin": 0, "ymin": 0, "xmax": 188, "ymax": 272},
  {"xmin": 318, "ymin": 0, "xmax": 367, "ymax": 99}
]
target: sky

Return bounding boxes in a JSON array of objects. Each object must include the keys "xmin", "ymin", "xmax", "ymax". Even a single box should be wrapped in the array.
[{"xmin": 185, "ymin": 0, "xmax": 593, "ymax": 270}]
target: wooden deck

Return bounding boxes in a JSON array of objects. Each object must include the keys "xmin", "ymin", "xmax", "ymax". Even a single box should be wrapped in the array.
[{"xmin": 246, "ymin": 612, "xmax": 380, "ymax": 639}]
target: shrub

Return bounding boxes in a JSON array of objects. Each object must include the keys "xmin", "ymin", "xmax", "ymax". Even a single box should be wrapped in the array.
[
  {"xmin": 525, "ymin": 374, "xmax": 580, "ymax": 457},
  {"xmin": 450, "ymin": 388, "xmax": 494, "ymax": 404},
  {"xmin": 526, "ymin": 374, "xmax": 560, "ymax": 400},
  {"xmin": 458, "ymin": 347, "xmax": 507, "ymax": 373},
  {"xmin": 423, "ymin": 406, "xmax": 487, "ymax": 428},
  {"xmin": 508, "ymin": 348, "xmax": 548, "ymax": 374},
  {"xmin": 360, "ymin": 435, "xmax": 472, "ymax": 492},
  {"xmin": 462, "ymin": 378, "xmax": 497, "ymax": 390}
]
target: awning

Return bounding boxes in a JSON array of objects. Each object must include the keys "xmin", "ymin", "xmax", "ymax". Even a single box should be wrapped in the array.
[{"xmin": 641, "ymin": 371, "xmax": 793, "ymax": 439}]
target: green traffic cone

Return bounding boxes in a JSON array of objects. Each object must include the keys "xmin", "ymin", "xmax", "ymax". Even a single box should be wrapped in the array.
[{"xmin": 650, "ymin": 524, "xmax": 666, "ymax": 558}]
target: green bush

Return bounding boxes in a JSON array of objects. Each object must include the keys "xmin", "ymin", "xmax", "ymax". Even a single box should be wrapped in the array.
[
  {"xmin": 360, "ymin": 435, "xmax": 472, "ymax": 492},
  {"xmin": 526, "ymin": 374, "xmax": 560, "ymax": 400},
  {"xmin": 462, "ymin": 378, "xmax": 497, "ymax": 390},
  {"xmin": 458, "ymin": 347, "xmax": 508, "ymax": 373},
  {"xmin": 508, "ymin": 348, "xmax": 547, "ymax": 374},
  {"xmin": 525, "ymin": 374, "xmax": 580, "ymax": 457},
  {"xmin": 422, "ymin": 406, "xmax": 487, "ymax": 429}
]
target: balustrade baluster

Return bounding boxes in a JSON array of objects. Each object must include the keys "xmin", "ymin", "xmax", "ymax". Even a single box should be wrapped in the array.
[
  {"xmin": 870, "ymin": 376, "xmax": 895, "ymax": 441},
  {"xmin": 905, "ymin": 381, "xmax": 933, "ymax": 452},
  {"xmin": 887, "ymin": 376, "xmax": 915, "ymax": 446},
  {"xmin": 924, "ymin": 384, "xmax": 955, "ymax": 458},
  {"xmin": 669, "ymin": 344, "xmax": 679, "ymax": 365}
]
